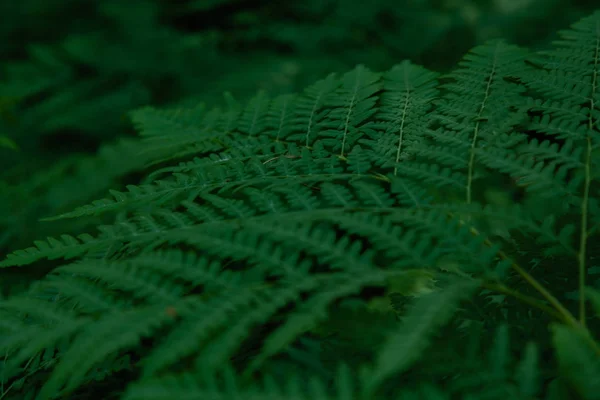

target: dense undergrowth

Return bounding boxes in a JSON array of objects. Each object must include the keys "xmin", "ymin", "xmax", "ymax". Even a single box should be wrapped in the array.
[{"xmin": 1, "ymin": 1, "xmax": 600, "ymax": 399}]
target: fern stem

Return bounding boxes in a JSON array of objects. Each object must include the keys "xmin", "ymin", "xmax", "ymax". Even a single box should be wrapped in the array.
[
  {"xmin": 578, "ymin": 35, "xmax": 599, "ymax": 327},
  {"xmin": 506, "ymin": 259, "xmax": 579, "ymax": 327},
  {"xmin": 394, "ymin": 87, "xmax": 410, "ymax": 177},
  {"xmin": 481, "ymin": 282, "xmax": 565, "ymax": 322},
  {"xmin": 466, "ymin": 49, "xmax": 496, "ymax": 207},
  {"xmin": 578, "ymin": 134, "xmax": 592, "ymax": 328}
]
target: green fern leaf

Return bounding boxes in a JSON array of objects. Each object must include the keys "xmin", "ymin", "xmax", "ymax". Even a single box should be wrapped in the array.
[{"xmin": 363, "ymin": 279, "xmax": 479, "ymax": 393}]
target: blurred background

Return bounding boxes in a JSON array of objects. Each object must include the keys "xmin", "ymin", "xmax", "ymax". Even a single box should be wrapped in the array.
[{"xmin": 0, "ymin": 0, "xmax": 598, "ymax": 295}]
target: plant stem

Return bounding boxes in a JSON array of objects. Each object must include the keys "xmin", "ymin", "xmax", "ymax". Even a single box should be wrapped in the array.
[{"xmin": 482, "ymin": 282, "xmax": 565, "ymax": 323}]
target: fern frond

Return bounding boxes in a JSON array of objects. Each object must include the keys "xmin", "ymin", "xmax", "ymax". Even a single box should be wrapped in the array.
[
  {"xmin": 416, "ymin": 40, "xmax": 531, "ymax": 204},
  {"xmin": 286, "ymin": 72, "xmax": 339, "ymax": 147},
  {"xmin": 552, "ymin": 324, "xmax": 600, "ymax": 399},
  {"xmin": 362, "ymin": 60, "xmax": 439, "ymax": 174},
  {"xmin": 0, "ymin": 233, "xmax": 105, "ymax": 267},
  {"xmin": 237, "ymin": 90, "xmax": 271, "ymax": 137},
  {"xmin": 3, "ymin": 10, "xmax": 600, "ymax": 399},
  {"xmin": 520, "ymin": 10, "xmax": 600, "ymax": 326},
  {"xmin": 37, "ymin": 298, "xmax": 199, "ymax": 400},
  {"xmin": 363, "ymin": 279, "xmax": 479, "ymax": 394},
  {"xmin": 320, "ymin": 65, "xmax": 381, "ymax": 158},
  {"xmin": 125, "ymin": 363, "xmax": 358, "ymax": 400},
  {"xmin": 246, "ymin": 268, "xmax": 431, "ymax": 375}
]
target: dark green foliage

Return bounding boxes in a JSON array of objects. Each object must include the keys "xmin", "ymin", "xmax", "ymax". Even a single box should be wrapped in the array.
[
  {"xmin": 1, "ymin": 2, "xmax": 600, "ymax": 400},
  {"xmin": 0, "ymin": 0, "xmax": 597, "ymax": 260}
]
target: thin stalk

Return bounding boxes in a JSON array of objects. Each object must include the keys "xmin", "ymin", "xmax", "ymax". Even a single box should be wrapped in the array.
[{"xmin": 482, "ymin": 282, "xmax": 565, "ymax": 323}]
